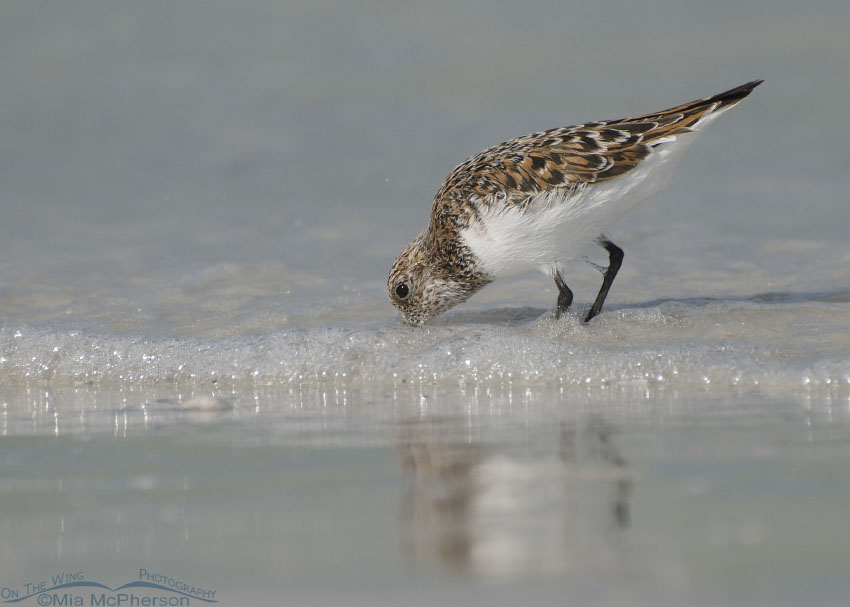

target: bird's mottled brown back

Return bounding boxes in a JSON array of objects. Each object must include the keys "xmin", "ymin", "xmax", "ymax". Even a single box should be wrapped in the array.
[{"xmin": 431, "ymin": 80, "xmax": 763, "ymax": 229}]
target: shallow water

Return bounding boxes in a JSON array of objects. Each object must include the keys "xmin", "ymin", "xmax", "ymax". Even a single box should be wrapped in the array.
[
  {"xmin": 2, "ymin": 0, "xmax": 850, "ymax": 605},
  {"xmin": 2, "ymin": 385, "xmax": 850, "ymax": 606}
]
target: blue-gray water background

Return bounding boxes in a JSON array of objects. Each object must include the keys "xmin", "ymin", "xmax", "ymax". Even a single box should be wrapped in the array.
[{"xmin": 2, "ymin": 1, "xmax": 849, "ymax": 605}]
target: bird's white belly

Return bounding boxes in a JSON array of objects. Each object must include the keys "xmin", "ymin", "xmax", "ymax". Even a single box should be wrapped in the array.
[{"xmin": 460, "ymin": 197, "xmax": 597, "ymax": 278}]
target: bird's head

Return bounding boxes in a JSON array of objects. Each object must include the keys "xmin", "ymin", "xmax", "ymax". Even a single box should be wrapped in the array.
[{"xmin": 387, "ymin": 233, "xmax": 485, "ymax": 325}]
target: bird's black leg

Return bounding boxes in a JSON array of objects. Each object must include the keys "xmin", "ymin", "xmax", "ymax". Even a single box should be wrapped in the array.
[
  {"xmin": 585, "ymin": 239, "xmax": 624, "ymax": 322},
  {"xmin": 554, "ymin": 271, "xmax": 573, "ymax": 319}
]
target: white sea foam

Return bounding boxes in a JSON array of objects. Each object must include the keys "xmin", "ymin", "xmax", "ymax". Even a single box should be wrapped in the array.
[{"xmin": 2, "ymin": 296, "xmax": 849, "ymax": 397}]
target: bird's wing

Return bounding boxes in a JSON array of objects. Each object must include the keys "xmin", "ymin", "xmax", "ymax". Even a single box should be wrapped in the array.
[{"xmin": 431, "ymin": 80, "xmax": 762, "ymax": 226}]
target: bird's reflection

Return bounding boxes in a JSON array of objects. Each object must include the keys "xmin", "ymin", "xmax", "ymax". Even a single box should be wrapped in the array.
[
  {"xmin": 562, "ymin": 416, "xmax": 632, "ymax": 529},
  {"xmin": 397, "ymin": 415, "xmax": 631, "ymax": 578}
]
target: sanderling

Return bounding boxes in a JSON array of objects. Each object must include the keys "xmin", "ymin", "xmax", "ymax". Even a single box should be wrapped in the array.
[{"xmin": 388, "ymin": 80, "xmax": 762, "ymax": 325}]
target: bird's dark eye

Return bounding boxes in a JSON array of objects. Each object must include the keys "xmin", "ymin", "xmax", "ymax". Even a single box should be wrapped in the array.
[{"xmin": 395, "ymin": 283, "xmax": 410, "ymax": 300}]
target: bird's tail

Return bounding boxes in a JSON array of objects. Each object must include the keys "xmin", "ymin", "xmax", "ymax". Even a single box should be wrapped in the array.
[{"xmin": 620, "ymin": 79, "xmax": 764, "ymax": 133}]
